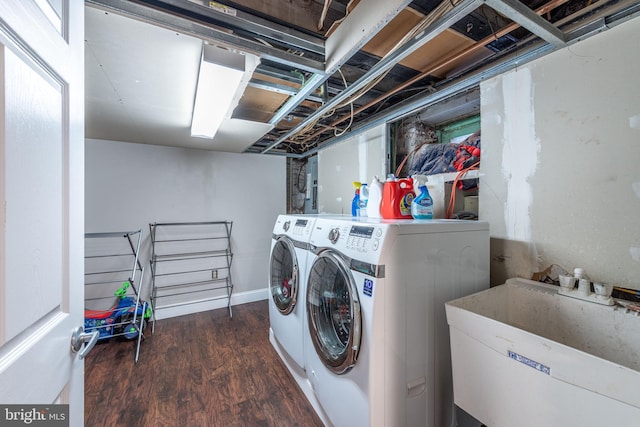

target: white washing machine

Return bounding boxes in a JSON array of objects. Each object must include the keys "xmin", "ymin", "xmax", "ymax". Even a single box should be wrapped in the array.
[
  {"xmin": 269, "ymin": 214, "xmax": 316, "ymax": 371},
  {"xmin": 303, "ymin": 216, "xmax": 489, "ymax": 427}
]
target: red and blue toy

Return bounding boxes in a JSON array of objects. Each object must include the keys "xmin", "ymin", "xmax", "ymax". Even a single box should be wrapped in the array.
[{"xmin": 84, "ymin": 281, "xmax": 151, "ymax": 341}]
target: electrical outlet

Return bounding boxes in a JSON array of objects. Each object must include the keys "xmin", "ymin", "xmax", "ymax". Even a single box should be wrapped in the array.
[{"xmin": 212, "ymin": 269, "xmax": 218, "ymax": 279}]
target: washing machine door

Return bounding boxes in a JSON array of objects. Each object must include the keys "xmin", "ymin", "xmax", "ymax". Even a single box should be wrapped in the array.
[
  {"xmin": 270, "ymin": 237, "xmax": 299, "ymax": 315},
  {"xmin": 307, "ymin": 250, "xmax": 361, "ymax": 374}
]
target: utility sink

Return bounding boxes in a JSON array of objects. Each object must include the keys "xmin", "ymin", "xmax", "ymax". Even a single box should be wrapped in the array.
[{"xmin": 445, "ymin": 278, "xmax": 640, "ymax": 427}]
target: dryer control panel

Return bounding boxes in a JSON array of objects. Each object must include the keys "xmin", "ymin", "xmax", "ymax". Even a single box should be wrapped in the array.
[{"xmin": 286, "ymin": 218, "xmax": 312, "ymax": 239}]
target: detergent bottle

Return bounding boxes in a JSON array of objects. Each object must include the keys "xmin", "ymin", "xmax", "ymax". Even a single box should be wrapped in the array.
[
  {"xmin": 411, "ymin": 174, "xmax": 433, "ymax": 219},
  {"xmin": 351, "ymin": 182, "xmax": 362, "ymax": 216},
  {"xmin": 381, "ymin": 175, "xmax": 415, "ymax": 219},
  {"xmin": 366, "ymin": 176, "xmax": 383, "ymax": 218}
]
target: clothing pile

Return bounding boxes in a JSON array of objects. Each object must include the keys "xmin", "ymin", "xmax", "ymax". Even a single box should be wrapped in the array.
[{"xmin": 407, "ymin": 130, "xmax": 481, "ymax": 178}]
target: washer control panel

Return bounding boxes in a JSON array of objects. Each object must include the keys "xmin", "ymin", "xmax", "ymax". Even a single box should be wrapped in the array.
[{"xmin": 345, "ymin": 225, "xmax": 381, "ymax": 253}]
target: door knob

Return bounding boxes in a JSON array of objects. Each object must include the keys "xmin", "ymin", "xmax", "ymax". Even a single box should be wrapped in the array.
[{"xmin": 70, "ymin": 326, "xmax": 99, "ymax": 359}]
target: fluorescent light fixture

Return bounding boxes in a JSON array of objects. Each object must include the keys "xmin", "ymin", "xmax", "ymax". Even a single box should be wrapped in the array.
[{"xmin": 190, "ymin": 44, "xmax": 246, "ymax": 139}]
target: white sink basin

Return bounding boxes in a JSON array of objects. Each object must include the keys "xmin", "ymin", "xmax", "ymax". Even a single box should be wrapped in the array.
[{"xmin": 445, "ymin": 278, "xmax": 640, "ymax": 427}]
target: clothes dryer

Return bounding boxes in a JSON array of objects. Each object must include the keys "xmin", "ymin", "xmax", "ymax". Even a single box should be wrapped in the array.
[
  {"xmin": 304, "ymin": 216, "xmax": 489, "ymax": 427},
  {"xmin": 269, "ymin": 214, "xmax": 316, "ymax": 370}
]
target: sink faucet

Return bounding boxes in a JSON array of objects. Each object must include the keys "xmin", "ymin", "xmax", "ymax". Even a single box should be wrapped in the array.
[
  {"xmin": 558, "ymin": 267, "xmax": 615, "ymax": 306},
  {"xmin": 574, "ymin": 268, "xmax": 591, "ymax": 295}
]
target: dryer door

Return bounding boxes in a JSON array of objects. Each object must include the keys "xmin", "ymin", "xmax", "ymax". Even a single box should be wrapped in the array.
[
  {"xmin": 270, "ymin": 237, "xmax": 299, "ymax": 315},
  {"xmin": 307, "ymin": 251, "xmax": 361, "ymax": 374}
]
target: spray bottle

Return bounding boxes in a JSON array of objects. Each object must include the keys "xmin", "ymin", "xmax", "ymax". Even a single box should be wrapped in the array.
[
  {"xmin": 351, "ymin": 182, "xmax": 362, "ymax": 217},
  {"xmin": 411, "ymin": 174, "xmax": 433, "ymax": 219}
]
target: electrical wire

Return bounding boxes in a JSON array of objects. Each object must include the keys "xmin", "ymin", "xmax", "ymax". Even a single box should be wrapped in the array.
[
  {"xmin": 614, "ymin": 287, "xmax": 640, "ymax": 297},
  {"xmin": 447, "ymin": 160, "xmax": 479, "ymax": 219},
  {"xmin": 330, "ymin": 0, "xmax": 463, "ymax": 112},
  {"xmin": 479, "ymin": 5, "xmax": 500, "ymax": 43},
  {"xmin": 334, "ymin": 68, "xmax": 354, "ymax": 137},
  {"xmin": 286, "ymin": 0, "xmax": 464, "ymax": 144},
  {"xmin": 371, "ymin": 85, "xmax": 435, "ymax": 115},
  {"xmin": 295, "ymin": 158, "xmax": 308, "ymax": 193}
]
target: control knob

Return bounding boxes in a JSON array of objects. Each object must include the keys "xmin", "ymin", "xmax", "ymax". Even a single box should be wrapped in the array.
[
  {"xmin": 283, "ymin": 221, "xmax": 290, "ymax": 231},
  {"xmin": 328, "ymin": 228, "xmax": 340, "ymax": 244}
]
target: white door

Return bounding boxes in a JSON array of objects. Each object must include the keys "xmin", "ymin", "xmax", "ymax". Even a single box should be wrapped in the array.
[{"xmin": 0, "ymin": 0, "xmax": 85, "ymax": 425}]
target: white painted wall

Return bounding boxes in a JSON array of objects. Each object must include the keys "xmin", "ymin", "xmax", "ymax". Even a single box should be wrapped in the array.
[
  {"xmin": 480, "ymin": 16, "xmax": 640, "ymax": 289},
  {"xmin": 85, "ymin": 138, "xmax": 286, "ymax": 318},
  {"xmin": 317, "ymin": 124, "xmax": 387, "ymax": 213}
]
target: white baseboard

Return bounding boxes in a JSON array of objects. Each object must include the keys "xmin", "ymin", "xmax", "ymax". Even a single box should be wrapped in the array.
[{"xmin": 153, "ymin": 288, "xmax": 268, "ymax": 320}]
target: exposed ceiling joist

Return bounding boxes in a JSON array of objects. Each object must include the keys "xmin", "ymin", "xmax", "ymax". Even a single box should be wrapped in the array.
[
  {"xmin": 324, "ymin": 0, "xmax": 414, "ymax": 73},
  {"xmin": 485, "ymin": 0, "xmax": 566, "ymax": 46},
  {"xmin": 262, "ymin": 0, "xmax": 484, "ymax": 153},
  {"xmin": 266, "ymin": 0, "xmax": 421, "ymax": 140}
]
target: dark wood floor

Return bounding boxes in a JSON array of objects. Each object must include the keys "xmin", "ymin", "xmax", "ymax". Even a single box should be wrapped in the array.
[{"xmin": 85, "ymin": 300, "xmax": 324, "ymax": 427}]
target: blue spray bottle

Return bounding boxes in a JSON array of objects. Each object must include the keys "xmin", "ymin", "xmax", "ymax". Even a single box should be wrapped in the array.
[
  {"xmin": 411, "ymin": 175, "xmax": 433, "ymax": 219},
  {"xmin": 351, "ymin": 182, "xmax": 362, "ymax": 216}
]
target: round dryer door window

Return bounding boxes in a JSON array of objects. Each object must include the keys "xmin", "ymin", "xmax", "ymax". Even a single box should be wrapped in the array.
[
  {"xmin": 307, "ymin": 251, "xmax": 361, "ymax": 374},
  {"xmin": 270, "ymin": 237, "xmax": 299, "ymax": 315}
]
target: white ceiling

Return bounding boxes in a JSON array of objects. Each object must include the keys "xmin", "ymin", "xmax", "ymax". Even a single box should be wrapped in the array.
[{"xmin": 84, "ymin": 6, "xmax": 272, "ymax": 152}]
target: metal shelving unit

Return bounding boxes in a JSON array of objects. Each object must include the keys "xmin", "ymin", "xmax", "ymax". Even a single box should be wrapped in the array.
[
  {"xmin": 84, "ymin": 229, "xmax": 150, "ymax": 363},
  {"xmin": 149, "ymin": 221, "xmax": 234, "ymax": 329}
]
